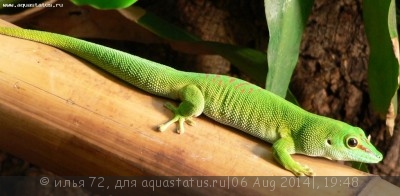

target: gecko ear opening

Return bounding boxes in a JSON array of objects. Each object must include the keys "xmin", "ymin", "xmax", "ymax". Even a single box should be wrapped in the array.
[{"xmin": 326, "ymin": 139, "xmax": 332, "ymax": 145}]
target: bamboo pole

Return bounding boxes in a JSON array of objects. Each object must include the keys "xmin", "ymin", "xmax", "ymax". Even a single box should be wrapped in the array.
[{"xmin": 0, "ymin": 19, "xmax": 398, "ymax": 194}]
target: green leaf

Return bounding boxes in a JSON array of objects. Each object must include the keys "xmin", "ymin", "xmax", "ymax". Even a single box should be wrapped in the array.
[
  {"xmin": 121, "ymin": 7, "xmax": 200, "ymax": 42},
  {"xmin": 202, "ymin": 42, "xmax": 268, "ymax": 84},
  {"xmin": 286, "ymin": 89, "xmax": 299, "ymax": 105},
  {"xmin": 71, "ymin": 0, "xmax": 138, "ymax": 9},
  {"xmin": 351, "ymin": 162, "xmax": 369, "ymax": 173},
  {"xmin": 363, "ymin": 0, "xmax": 399, "ymax": 114},
  {"xmin": 264, "ymin": 0, "xmax": 313, "ymax": 98},
  {"xmin": 388, "ymin": 0, "xmax": 398, "ymax": 38},
  {"xmin": 386, "ymin": 0, "xmax": 399, "ymax": 136},
  {"xmin": 119, "ymin": 6, "xmax": 268, "ymax": 84}
]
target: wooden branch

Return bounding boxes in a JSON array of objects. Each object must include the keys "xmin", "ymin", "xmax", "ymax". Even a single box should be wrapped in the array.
[{"xmin": 0, "ymin": 19, "xmax": 398, "ymax": 194}]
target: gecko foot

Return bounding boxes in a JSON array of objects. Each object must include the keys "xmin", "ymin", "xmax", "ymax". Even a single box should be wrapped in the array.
[
  {"xmin": 158, "ymin": 102, "xmax": 196, "ymax": 134},
  {"xmin": 289, "ymin": 162, "xmax": 315, "ymax": 176}
]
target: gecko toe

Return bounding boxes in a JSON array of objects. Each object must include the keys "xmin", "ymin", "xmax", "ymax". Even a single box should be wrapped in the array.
[
  {"xmin": 185, "ymin": 117, "xmax": 196, "ymax": 126},
  {"xmin": 289, "ymin": 162, "xmax": 315, "ymax": 176}
]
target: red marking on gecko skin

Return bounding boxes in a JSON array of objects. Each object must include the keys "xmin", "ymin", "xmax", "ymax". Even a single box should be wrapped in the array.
[
  {"xmin": 229, "ymin": 78, "xmax": 236, "ymax": 83},
  {"xmin": 234, "ymin": 83, "xmax": 247, "ymax": 89},
  {"xmin": 249, "ymin": 88, "xmax": 253, "ymax": 93},
  {"xmin": 212, "ymin": 75, "xmax": 221, "ymax": 82},
  {"xmin": 357, "ymin": 144, "xmax": 371, "ymax": 153}
]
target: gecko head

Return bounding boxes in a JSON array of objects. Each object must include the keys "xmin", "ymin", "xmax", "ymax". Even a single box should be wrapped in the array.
[{"xmin": 323, "ymin": 126, "xmax": 383, "ymax": 163}]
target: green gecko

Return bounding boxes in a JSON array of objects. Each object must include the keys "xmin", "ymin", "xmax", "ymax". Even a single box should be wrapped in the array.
[{"xmin": 0, "ymin": 27, "xmax": 383, "ymax": 176}]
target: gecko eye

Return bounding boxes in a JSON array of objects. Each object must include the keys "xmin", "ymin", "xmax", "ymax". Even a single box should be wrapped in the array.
[{"xmin": 347, "ymin": 137, "xmax": 358, "ymax": 148}]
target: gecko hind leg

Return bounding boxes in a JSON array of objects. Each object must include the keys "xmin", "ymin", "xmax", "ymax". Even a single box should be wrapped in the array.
[{"xmin": 158, "ymin": 84, "xmax": 204, "ymax": 134}]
